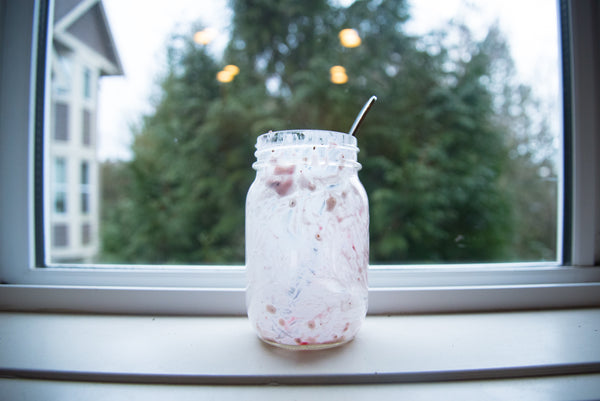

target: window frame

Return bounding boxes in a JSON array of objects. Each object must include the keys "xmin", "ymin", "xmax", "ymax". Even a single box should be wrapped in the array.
[{"xmin": 0, "ymin": 0, "xmax": 598, "ymax": 316}]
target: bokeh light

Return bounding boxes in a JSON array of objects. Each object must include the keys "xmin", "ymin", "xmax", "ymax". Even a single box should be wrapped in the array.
[
  {"xmin": 217, "ymin": 64, "xmax": 240, "ymax": 83},
  {"xmin": 224, "ymin": 64, "xmax": 240, "ymax": 76},
  {"xmin": 339, "ymin": 28, "xmax": 361, "ymax": 48},
  {"xmin": 217, "ymin": 70, "xmax": 234, "ymax": 83},
  {"xmin": 194, "ymin": 27, "xmax": 217, "ymax": 45},
  {"xmin": 330, "ymin": 65, "xmax": 346, "ymax": 75},
  {"xmin": 330, "ymin": 65, "xmax": 348, "ymax": 84}
]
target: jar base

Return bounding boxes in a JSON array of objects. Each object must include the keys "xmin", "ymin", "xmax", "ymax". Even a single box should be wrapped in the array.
[{"xmin": 259, "ymin": 336, "xmax": 352, "ymax": 351}]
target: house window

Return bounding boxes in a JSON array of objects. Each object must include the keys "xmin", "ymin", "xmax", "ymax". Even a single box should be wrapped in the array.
[
  {"xmin": 54, "ymin": 157, "xmax": 67, "ymax": 214},
  {"xmin": 53, "ymin": 224, "xmax": 69, "ymax": 247},
  {"xmin": 82, "ymin": 223, "xmax": 92, "ymax": 245},
  {"xmin": 82, "ymin": 109, "xmax": 92, "ymax": 146},
  {"xmin": 53, "ymin": 102, "xmax": 69, "ymax": 141},
  {"xmin": 54, "ymin": 191, "xmax": 67, "ymax": 214},
  {"xmin": 81, "ymin": 161, "xmax": 90, "ymax": 214},
  {"xmin": 52, "ymin": 48, "xmax": 72, "ymax": 96},
  {"xmin": 83, "ymin": 67, "xmax": 92, "ymax": 99}
]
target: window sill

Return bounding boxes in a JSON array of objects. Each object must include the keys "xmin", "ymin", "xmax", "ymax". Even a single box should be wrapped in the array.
[{"xmin": 1, "ymin": 309, "xmax": 599, "ymax": 398}]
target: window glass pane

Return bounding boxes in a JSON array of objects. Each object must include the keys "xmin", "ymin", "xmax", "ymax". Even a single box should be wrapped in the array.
[
  {"xmin": 82, "ymin": 109, "xmax": 92, "ymax": 146},
  {"xmin": 82, "ymin": 223, "xmax": 92, "ymax": 245},
  {"xmin": 54, "ymin": 157, "xmax": 67, "ymax": 183},
  {"xmin": 80, "ymin": 161, "xmax": 90, "ymax": 214},
  {"xmin": 81, "ymin": 161, "xmax": 89, "ymax": 185},
  {"xmin": 46, "ymin": 0, "xmax": 562, "ymax": 265},
  {"xmin": 52, "ymin": 46, "xmax": 72, "ymax": 96},
  {"xmin": 52, "ymin": 223, "xmax": 69, "ymax": 247},
  {"xmin": 80, "ymin": 193, "xmax": 89, "ymax": 214},
  {"xmin": 53, "ymin": 102, "xmax": 69, "ymax": 141},
  {"xmin": 83, "ymin": 67, "xmax": 92, "ymax": 99},
  {"xmin": 54, "ymin": 191, "xmax": 67, "ymax": 214},
  {"xmin": 53, "ymin": 157, "xmax": 67, "ymax": 214}
]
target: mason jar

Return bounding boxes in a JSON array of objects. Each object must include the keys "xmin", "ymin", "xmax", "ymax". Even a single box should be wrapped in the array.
[{"xmin": 245, "ymin": 130, "xmax": 369, "ymax": 350}]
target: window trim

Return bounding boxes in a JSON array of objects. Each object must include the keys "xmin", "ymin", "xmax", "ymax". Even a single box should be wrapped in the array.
[{"xmin": 0, "ymin": 0, "xmax": 598, "ymax": 315}]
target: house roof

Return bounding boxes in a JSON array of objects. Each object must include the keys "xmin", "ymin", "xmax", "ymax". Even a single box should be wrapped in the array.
[{"xmin": 53, "ymin": 0, "xmax": 124, "ymax": 76}]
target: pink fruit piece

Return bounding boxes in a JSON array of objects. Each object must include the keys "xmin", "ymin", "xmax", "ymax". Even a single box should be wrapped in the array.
[
  {"xmin": 274, "ymin": 165, "xmax": 295, "ymax": 175},
  {"xmin": 268, "ymin": 178, "xmax": 293, "ymax": 196}
]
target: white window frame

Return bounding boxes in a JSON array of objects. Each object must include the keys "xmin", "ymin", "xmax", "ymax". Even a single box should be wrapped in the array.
[{"xmin": 0, "ymin": 0, "xmax": 598, "ymax": 316}]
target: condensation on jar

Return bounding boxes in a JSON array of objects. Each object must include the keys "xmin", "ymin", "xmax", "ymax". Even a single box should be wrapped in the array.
[{"xmin": 245, "ymin": 130, "xmax": 369, "ymax": 350}]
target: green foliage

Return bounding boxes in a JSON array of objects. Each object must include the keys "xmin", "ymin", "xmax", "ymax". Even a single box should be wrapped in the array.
[{"xmin": 100, "ymin": 0, "xmax": 558, "ymax": 264}]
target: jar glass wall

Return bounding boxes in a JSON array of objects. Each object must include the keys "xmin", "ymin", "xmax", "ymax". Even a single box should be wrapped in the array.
[{"xmin": 245, "ymin": 130, "xmax": 369, "ymax": 350}]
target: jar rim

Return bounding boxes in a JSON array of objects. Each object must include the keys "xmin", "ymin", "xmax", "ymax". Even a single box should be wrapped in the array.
[
  {"xmin": 253, "ymin": 130, "xmax": 361, "ymax": 171},
  {"xmin": 256, "ymin": 129, "xmax": 358, "ymax": 149}
]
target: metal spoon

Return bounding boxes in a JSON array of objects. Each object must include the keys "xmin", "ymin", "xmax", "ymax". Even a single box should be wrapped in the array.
[{"xmin": 348, "ymin": 95, "xmax": 377, "ymax": 136}]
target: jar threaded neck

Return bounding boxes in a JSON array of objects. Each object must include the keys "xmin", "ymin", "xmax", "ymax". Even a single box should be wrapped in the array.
[{"xmin": 254, "ymin": 130, "xmax": 361, "ymax": 170}]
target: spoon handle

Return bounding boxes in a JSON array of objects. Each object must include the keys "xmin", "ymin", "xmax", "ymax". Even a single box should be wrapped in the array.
[{"xmin": 348, "ymin": 95, "xmax": 377, "ymax": 136}]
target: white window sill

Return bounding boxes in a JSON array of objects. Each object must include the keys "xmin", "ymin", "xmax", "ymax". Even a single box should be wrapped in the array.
[{"xmin": 1, "ymin": 309, "xmax": 599, "ymax": 399}]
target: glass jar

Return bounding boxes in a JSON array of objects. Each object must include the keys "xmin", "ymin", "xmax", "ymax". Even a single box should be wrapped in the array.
[{"xmin": 245, "ymin": 130, "xmax": 369, "ymax": 350}]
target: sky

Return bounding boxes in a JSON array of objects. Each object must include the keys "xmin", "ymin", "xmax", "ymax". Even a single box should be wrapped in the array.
[{"xmin": 96, "ymin": 0, "xmax": 560, "ymax": 161}]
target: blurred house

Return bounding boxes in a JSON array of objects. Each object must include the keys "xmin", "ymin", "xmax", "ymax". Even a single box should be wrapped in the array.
[{"xmin": 49, "ymin": 0, "xmax": 122, "ymax": 263}]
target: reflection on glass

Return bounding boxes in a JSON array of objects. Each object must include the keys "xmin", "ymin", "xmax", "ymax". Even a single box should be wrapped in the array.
[{"xmin": 47, "ymin": 0, "xmax": 561, "ymax": 266}]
